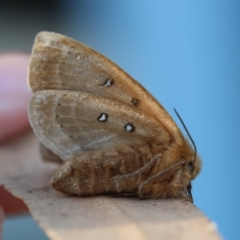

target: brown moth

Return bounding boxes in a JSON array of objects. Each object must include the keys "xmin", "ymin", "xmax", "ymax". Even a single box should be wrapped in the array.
[{"xmin": 28, "ymin": 32, "xmax": 201, "ymax": 202}]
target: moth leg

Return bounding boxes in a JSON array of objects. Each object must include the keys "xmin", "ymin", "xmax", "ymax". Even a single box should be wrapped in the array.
[
  {"xmin": 114, "ymin": 153, "xmax": 162, "ymax": 184},
  {"xmin": 108, "ymin": 153, "xmax": 162, "ymax": 196},
  {"xmin": 138, "ymin": 160, "xmax": 185, "ymax": 198},
  {"xmin": 39, "ymin": 142, "xmax": 63, "ymax": 163}
]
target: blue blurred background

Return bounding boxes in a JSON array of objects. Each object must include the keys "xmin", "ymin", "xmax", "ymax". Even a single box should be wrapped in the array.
[{"xmin": 1, "ymin": 1, "xmax": 239, "ymax": 239}]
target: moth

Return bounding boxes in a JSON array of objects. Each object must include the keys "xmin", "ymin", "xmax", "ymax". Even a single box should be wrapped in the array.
[{"xmin": 28, "ymin": 32, "xmax": 201, "ymax": 202}]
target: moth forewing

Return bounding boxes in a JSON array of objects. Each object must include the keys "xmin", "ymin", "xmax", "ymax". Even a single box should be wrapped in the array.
[
  {"xmin": 28, "ymin": 31, "xmax": 183, "ymax": 143},
  {"xmin": 28, "ymin": 31, "xmax": 202, "ymax": 201}
]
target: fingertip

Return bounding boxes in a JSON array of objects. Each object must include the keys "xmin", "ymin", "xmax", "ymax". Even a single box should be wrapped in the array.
[{"xmin": 0, "ymin": 53, "xmax": 32, "ymax": 141}]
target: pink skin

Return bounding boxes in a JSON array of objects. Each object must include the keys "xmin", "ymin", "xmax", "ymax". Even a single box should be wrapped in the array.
[
  {"xmin": 0, "ymin": 54, "xmax": 31, "ymax": 225},
  {"xmin": 0, "ymin": 53, "xmax": 32, "ymax": 141}
]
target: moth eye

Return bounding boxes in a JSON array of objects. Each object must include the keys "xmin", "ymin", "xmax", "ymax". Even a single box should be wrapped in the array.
[
  {"xmin": 98, "ymin": 113, "xmax": 108, "ymax": 122},
  {"xmin": 102, "ymin": 78, "xmax": 114, "ymax": 87},
  {"xmin": 124, "ymin": 123, "xmax": 135, "ymax": 132},
  {"xmin": 131, "ymin": 98, "xmax": 139, "ymax": 107},
  {"xmin": 187, "ymin": 162, "xmax": 194, "ymax": 173}
]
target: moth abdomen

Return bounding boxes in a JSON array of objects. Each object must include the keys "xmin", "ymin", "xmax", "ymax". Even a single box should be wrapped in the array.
[{"xmin": 51, "ymin": 143, "xmax": 160, "ymax": 196}]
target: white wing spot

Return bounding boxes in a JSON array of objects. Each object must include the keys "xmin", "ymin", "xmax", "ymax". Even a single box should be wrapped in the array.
[
  {"xmin": 125, "ymin": 123, "xmax": 135, "ymax": 132},
  {"xmin": 103, "ymin": 78, "xmax": 114, "ymax": 87},
  {"xmin": 98, "ymin": 113, "xmax": 108, "ymax": 122}
]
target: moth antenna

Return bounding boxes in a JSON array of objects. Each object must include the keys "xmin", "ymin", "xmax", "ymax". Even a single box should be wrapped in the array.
[{"xmin": 174, "ymin": 108, "xmax": 197, "ymax": 162}]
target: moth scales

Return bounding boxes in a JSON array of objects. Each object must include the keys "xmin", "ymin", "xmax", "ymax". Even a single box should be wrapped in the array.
[{"xmin": 28, "ymin": 32, "xmax": 202, "ymax": 202}]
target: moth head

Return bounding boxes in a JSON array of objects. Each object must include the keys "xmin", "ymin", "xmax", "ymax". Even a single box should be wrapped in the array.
[
  {"xmin": 139, "ymin": 147, "xmax": 197, "ymax": 202},
  {"xmin": 182, "ymin": 144, "xmax": 202, "ymax": 202},
  {"xmin": 186, "ymin": 152, "xmax": 202, "ymax": 180},
  {"xmin": 148, "ymin": 121, "xmax": 202, "ymax": 201},
  {"xmin": 173, "ymin": 108, "xmax": 202, "ymax": 201},
  {"xmin": 179, "ymin": 140, "xmax": 202, "ymax": 181},
  {"xmin": 138, "ymin": 144, "xmax": 202, "ymax": 201}
]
